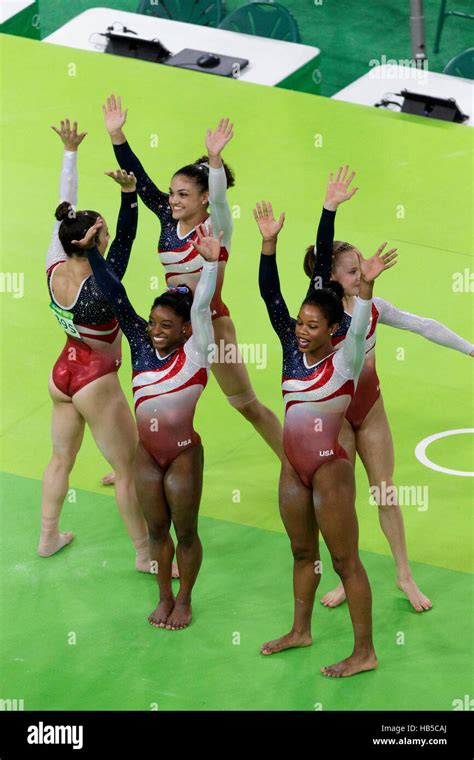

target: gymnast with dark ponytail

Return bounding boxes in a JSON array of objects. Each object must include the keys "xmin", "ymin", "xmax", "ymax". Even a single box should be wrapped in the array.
[
  {"xmin": 254, "ymin": 199, "xmax": 397, "ymax": 677},
  {"xmin": 102, "ymin": 95, "xmax": 283, "ymax": 473},
  {"xmin": 71, "ymin": 214, "xmax": 221, "ymax": 632},
  {"xmin": 40, "ymin": 119, "xmax": 151, "ymax": 574}
]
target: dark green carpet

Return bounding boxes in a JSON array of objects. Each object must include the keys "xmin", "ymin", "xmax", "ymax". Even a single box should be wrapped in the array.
[{"xmin": 2, "ymin": 1, "xmax": 472, "ymax": 95}]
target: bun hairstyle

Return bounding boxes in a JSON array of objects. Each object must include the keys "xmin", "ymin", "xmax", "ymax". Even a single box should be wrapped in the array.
[
  {"xmin": 303, "ymin": 240, "xmax": 360, "ymax": 279},
  {"xmin": 173, "ymin": 154, "xmax": 235, "ymax": 194},
  {"xmin": 151, "ymin": 284, "xmax": 194, "ymax": 322},
  {"xmin": 301, "ymin": 280, "xmax": 344, "ymax": 327},
  {"xmin": 54, "ymin": 202, "xmax": 101, "ymax": 256}
]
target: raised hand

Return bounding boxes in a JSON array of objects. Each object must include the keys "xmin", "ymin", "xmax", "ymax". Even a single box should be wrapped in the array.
[
  {"xmin": 190, "ymin": 223, "xmax": 223, "ymax": 262},
  {"xmin": 105, "ymin": 169, "xmax": 136, "ymax": 192},
  {"xmin": 102, "ymin": 94, "xmax": 128, "ymax": 135},
  {"xmin": 360, "ymin": 242, "xmax": 398, "ymax": 283},
  {"xmin": 324, "ymin": 165, "xmax": 359, "ymax": 211},
  {"xmin": 253, "ymin": 201, "xmax": 285, "ymax": 241},
  {"xmin": 71, "ymin": 218, "xmax": 103, "ymax": 250},
  {"xmin": 51, "ymin": 119, "xmax": 87, "ymax": 151},
  {"xmin": 206, "ymin": 117, "xmax": 234, "ymax": 158}
]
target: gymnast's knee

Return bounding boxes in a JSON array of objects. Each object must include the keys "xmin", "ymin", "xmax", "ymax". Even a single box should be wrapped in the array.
[
  {"xmin": 48, "ymin": 449, "xmax": 78, "ymax": 475},
  {"xmin": 291, "ymin": 543, "xmax": 316, "ymax": 563},
  {"xmin": 175, "ymin": 525, "xmax": 199, "ymax": 549},
  {"xmin": 148, "ymin": 523, "xmax": 171, "ymax": 544},
  {"xmin": 368, "ymin": 477, "xmax": 397, "ymax": 508},
  {"xmin": 227, "ymin": 389, "xmax": 258, "ymax": 418},
  {"xmin": 331, "ymin": 554, "xmax": 360, "ymax": 579}
]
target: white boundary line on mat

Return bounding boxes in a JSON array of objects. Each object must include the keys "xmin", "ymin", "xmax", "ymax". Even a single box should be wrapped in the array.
[{"xmin": 415, "ymin": 429, "xmax": 474, "ymax": 477}]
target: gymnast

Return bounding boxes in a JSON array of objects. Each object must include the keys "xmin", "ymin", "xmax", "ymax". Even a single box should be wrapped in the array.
[
  {"xmin": 100, "ymin": 95, "xmax": 282, "ymax": 487},
  {"xmin": 304, "ymin": 166, "xmax": 474, "ymax": 612},
  {"xmin": 255, "ymin": 199, "xmax": 397, "ymax": 677},
  {"xmin": 39, "ymin": 119, "xmax": 150, "ymax": 573},
  {"xmin": 73, "ymin": 216, "xmax": 220, "ymax": 631}
]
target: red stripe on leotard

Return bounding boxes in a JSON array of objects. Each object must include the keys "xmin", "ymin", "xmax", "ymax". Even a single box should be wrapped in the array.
[{"xmin": 134, "ymin": 367, "xmax": 208, "ymax": 411}]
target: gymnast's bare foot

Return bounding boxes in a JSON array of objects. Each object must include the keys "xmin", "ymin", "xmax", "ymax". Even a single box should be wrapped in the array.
[
  {"xmin": 260, "ymin": 630, "xmax": 312, "ymax": 655},
  {"xmin": 100, "ymin": 471, "xmax": 115, "ymax": 486},
  {"xmin": 171, "ymin": 562, "xmax": 180, "ymax": 579},
  {"xmin": 320, "ymin": 584, "xmax": 346, "ymax": 608},
  {"xmin": 165, "ymin": 601, "xmax": 192, "ymax": 630},
  {"xmin": 148, "ymin": 598, "xmax": 175, "ymax": 628},
  {"xmin": 397, "ymin": 577, "xmax": 432, "ymax": 612},
  {"xmin": 136, "ymin": 555, "xmax": 152, "ymax": 573},
  {"xmin": 38, "ymin": 532, "xmax": 74, "ymax": 557},
  {"xmin": 321, "ymin": 650, "xmax": 378, "ymax": 678}
]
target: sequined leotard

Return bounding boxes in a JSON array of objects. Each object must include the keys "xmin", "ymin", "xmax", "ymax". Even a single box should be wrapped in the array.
[
  {"xmin": 113, "ymin": 140, "xmax": 232, "ymax": 320},
  {"xmin": 260, "ymin": 251, "xmax": 371, "ymax": 487},
  {"xmin": 307, "ymin": 207, "xmax": 474, "ymax": 429},
  {"xmin": 88, "ymin": 247, "xmax": 218, "ymax": 469},
  {"xmin": 47, "ymin": 150, "xmax": 138, "ymax": 397}
]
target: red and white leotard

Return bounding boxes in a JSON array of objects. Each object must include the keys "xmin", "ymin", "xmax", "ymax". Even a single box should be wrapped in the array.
[
  {"xmin": 113, "ymin": 140, "xmax": 232, "ymax": 320},
  {"xmin": 88, "ymin": 246, "xmax": 218, "ymax": 469},
  {"xmin": 46, "ymin": 151, "xmax": 137, "ymax": 397},
  {"xmin": 310, "ymin": 207, "xmax": 474, "ymax": 429},
  {"xmin": 260, "ymin": 252, "xmax": 372, "ymax": 487},
  {"xmin": 333, "ymin": 297, "xmax": 474, "ymax": 428}
]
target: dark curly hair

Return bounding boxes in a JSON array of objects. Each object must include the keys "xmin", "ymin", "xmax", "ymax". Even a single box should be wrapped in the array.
[
  {"xmin": 55, "ymin": 202, "xmax": 101, "ymax": 256},
  {"xmin": 300, "ymin": 281, "xmax": 344, "ymax": 326},
  {"xmin": 151, "ymin": 285, "xmax": 194, "ymax": 322}
]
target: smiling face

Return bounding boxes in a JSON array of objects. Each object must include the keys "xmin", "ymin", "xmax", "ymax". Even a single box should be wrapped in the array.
[
  {"xmin": 331, "ymin": 250, "xmax": 361, "ymax": 296},
  {"xmin": 295, "ymin": 303, "xmax": 339, "ymax": 354},
  {"xmin": 147, "ymin": 304, "xmax": 190, "ymax": 355},
  {"xmin": 169, "ymin": 174, "xmax": 209, "ymax": 222}
]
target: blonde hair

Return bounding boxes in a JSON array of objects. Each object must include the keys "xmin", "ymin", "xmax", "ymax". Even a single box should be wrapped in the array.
[{"xmin": 303, "ymin": 240, "xmax": 360, "ymax": 279}]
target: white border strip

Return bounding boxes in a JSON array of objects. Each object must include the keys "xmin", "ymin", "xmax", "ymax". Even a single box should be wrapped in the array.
[{"xmin": 415, "ymin": 429, "xmax": 474, "ymax": 477}]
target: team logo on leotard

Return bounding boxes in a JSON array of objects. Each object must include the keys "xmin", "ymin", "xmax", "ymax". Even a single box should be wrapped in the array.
[{"xmin": 319, "ymin": 449, "xmax": 334, "ymax": 456}]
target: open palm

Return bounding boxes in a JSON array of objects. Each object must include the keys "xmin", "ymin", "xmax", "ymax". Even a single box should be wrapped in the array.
[
  {"xmin": 51, "ymin": 119, "xmax": 87, "ymax": 151},
  {"xmin": 102, "ymin": 94, "xmax": 128, "ymax": 134},
  {"xmin": 190, "ymin": 223, "xmax": 223, "ymax": 261},
  {"xmin": 253, "ymin": 201, "xmax": 285, "ymax": 240},
  {"xmin": 325, "ymin": 165, "xmax": 358, "ymax": 209},
  {"xmin": 206, "ymin": 117, "xmax": 234, "ymax": 157},
  {"xmin": 360, "ymin": 242, "xmax": 398, "ymax": 283}
]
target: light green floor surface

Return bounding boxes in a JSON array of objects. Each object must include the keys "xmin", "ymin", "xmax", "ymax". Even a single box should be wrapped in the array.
[{"xmin": 0, "ymin": 35, "xmax": 472, "ymax": 710}]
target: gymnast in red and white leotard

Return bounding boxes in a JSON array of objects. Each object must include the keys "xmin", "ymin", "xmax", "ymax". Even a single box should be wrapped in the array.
[
  {"xmin": 102, "ymin": 94, "xmax": 282, "ymax": 459},
  {"xmin": 39, "ymin": 119, "xmax": 150, "ymax": 573},
  {"xmin": 255, "ymin": 199, "xmax": 397, "ymax": 677},
  {"xmin": 304, "ymin": 165, "xmax": 473, "ymax": 612},
  {"xmin": 83, "ymin": 217, "xmax": 220, "ymax": 631}
]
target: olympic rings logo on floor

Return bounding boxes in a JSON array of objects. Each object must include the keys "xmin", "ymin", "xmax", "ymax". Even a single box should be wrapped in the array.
[{"xmin": 415, "ymin": 429, "xmax": 474, "ymax": 477}]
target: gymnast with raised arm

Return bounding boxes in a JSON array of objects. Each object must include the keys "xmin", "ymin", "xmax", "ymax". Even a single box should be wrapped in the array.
[
  {"xmin": 255, "ymin": 200, "xmax": 397, "ymax": 676},
  {"xmin": 73, "ymin": 214, "xmax": 221, "ymax": 631}
]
